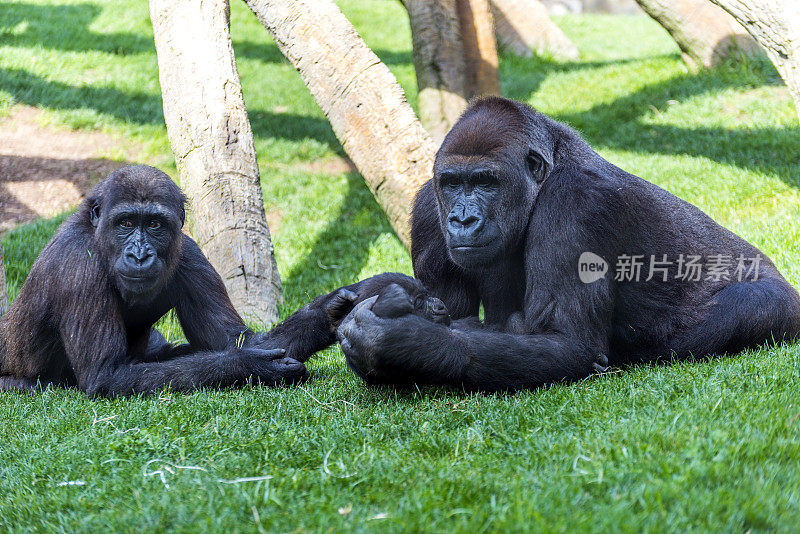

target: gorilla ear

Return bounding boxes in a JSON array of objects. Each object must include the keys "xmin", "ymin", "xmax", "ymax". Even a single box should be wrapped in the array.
[
  {"xmin": 526, "ymin": 150, "xmax": 550, "ymax": 184},
  {"xmin": 90, "ymin": 202, "xmax": 101, "ymax": 228}
]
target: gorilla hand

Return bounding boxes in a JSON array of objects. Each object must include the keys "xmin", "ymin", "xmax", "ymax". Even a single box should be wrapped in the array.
[
  {"xmin": 338, "ymin": 297, "xmax": 457, "ymax": 385},
  {"xmin": 325, "ymin": 287, "xmax": 359, "ymax": 331},
  {"xmin": 238, "ymin": 347, "xmax": 310, "ymax": 386}
]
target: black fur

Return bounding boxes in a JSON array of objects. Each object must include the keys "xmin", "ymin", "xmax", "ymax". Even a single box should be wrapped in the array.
[
  {"xmin": 338, "ymin": 97, "xmax": 800, "ymax": 390},
  {"xmin": 0, "ymin": 165, "xmax": 307, "ymax": 396}
]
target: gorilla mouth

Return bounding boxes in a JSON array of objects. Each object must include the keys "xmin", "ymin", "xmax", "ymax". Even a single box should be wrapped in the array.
[
  {"xmin": 118, "ymin": 273, "xmax": 151, "ymax": 281},
  {"xmin": 451, "ymin": 244, "xmax": 490, "ymax": 252}
]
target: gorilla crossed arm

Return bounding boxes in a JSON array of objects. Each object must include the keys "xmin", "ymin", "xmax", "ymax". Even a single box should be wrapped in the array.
[
  {"xmin": 0, "ymin": 166, "xmax": 306, "ymax": 396},
  {"xmin": 339, "ymin": 97, "xmax": 800, "ymax": 390}
]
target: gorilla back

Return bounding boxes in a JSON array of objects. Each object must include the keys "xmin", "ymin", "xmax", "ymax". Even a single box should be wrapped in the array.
[
  {"xmin": 0, "ymin": 165, "xmax": 307, "ymax": 396},
  {"xmin": 338, "ymin": 97, "xmax": 800, "ymax": 390}
]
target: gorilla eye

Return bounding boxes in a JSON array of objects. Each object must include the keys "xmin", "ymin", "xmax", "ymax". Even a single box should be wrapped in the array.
[
  {"xmin": 119, "ymin": 220, "xmax": 134, "ymax": 229},
  {"xmin": 527, "ymin": 151, "xmax": 547, "ymax": 182},
  {"xmin": 439, "ymin": 171, "xmax": 460, "ymax": 189},
  {"xmin": 474, "ymin": 172, "xmax": 494, "ymax": 187},
  {"xmin": 148, "ymin": 220, "xmax": 162, "ymax": 230}
]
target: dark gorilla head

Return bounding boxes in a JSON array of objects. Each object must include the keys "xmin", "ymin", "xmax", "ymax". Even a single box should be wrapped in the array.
[
  {"xmin": 433, "ymin": 97, "xmax": 559, "ymax": 268},
  {"xmin": 86, "ymin": 165, "xmax": 186, "ymax": 302},
  {"xmin": 371, "ymin": 281, "xmax": 451, "ymax": 325},
  {"xmin": 338, "ymin": 274, "xmax": 451, "ymax": 328}
]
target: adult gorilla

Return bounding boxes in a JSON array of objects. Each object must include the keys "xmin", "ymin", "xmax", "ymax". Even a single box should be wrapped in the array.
[
  {"xmin": 338, "ymin": 97, "xmax": 800, "ymax": 390},
  {"xmin": 0, "ymin": 166, "xmax": 306, "ymax": 396}
]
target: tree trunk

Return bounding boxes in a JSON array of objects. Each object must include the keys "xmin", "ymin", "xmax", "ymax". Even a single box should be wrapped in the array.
[
  {"xmin": 0, "ymin": 244, "xmax": 8, "ymax": 316},
  {"xmin": 404, "ymin": 0, "xmax": 469, "ymax": 144},
  {"xmin": 490, "ymin": 0, "xmax": 579, "ymax": 60},
  {"xmin": 150, "ymin": 0, "xmax": 282, "ymax": 325},
  {"xmin": 456, "ymin": 0, "xmax": 502, "ymax": 98},
  {"xmin": 244, "ymin": 0, "xmax": 436, "ymax": 250},
  {"xmin": 710, "ymin": 0, "xmax": 800, "ymax": 123},
  {"xmin": 634, "ymin": 0, "xmax": 763, "ymax": 70}
]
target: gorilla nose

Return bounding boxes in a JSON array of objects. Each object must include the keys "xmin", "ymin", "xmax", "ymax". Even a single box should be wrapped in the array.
[
  {"xmin": 126, "ymin": 248, "xmax": 155, "ymax": 269},
  {"xmin": 430, "ymin": 298, "xmax": 447, "ymax": 315},
  {"xmin": 448, "ymin": 213, "xmax": 484, "ymax": 234}
]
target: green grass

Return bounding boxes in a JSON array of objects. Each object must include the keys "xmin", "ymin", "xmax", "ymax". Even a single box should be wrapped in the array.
[{"xmin": 2, "ymin": 1, "xmax": 800, "ymax": 531}]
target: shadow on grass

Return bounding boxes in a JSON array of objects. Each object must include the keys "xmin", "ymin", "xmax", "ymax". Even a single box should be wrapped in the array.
[
  {"xmin": 0, "ymin": 2, "xmax": 412, "ymax": 66},
  {"xmin": 505, "ymin": 55, "xmax": 798, "ymax": 186},
  {"xmin": 0, "ymin": 68, "xmax": 341, "ymax": 150},
  {"xmin": 281, "ymin": 173, "xmax": 395, "ymax": 306}
]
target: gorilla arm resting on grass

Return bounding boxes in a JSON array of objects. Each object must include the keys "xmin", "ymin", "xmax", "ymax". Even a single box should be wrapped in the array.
[
  {"xmin": 338, "ymin": 97, "xmax": 800, "ymax": 390},
  {"xmin": 0, "ymin": 166, "xmax": 306, "ymax": 397}
]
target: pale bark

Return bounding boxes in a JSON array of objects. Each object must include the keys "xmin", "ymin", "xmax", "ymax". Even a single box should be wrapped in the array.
[
  {"xmin": 456, "ymin": 0, "xmax": 502, "ymax": 97},
  {"xmin": 404, "ymin": 0, "xmax": 469, "ymax": 143},
  {"xmin": 634, "ymin": 0, "xmax": 763, "ymax": 70},
  {"xmin": 0, "ymin": 244, "xmax": 8, "ymax": 316},
  {"xmin": 710, "ymin": 0, "xmax": 800, "ymax": 123},
  {"xmin": 244, "ymin": 0, "xmax": 436, "ymax": 250},
  {"xmin": 150, "ymin": 0, "xmax": 282, "ymax": 325},
  {"xmin": 490, "ymin": 0, "xmax": 579, "ymax": 60}
]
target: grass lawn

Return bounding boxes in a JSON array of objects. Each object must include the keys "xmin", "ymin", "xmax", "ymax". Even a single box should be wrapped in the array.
[{"xmin": 2, "ymin": 1, "xmax": 800, "ymax": 531}]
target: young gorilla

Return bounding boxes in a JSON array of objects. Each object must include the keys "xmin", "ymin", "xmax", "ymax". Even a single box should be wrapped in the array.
[
  {"xmin": 0, "ymin": 165, "xmax": 306, "ymax": 396},
  {"xmin": 253, "ymin": 272, "xmax": 449, "ymax": 364},
  {"xmin": 338, "ymin": 97, "xmax": 800, "ymax": 390}
]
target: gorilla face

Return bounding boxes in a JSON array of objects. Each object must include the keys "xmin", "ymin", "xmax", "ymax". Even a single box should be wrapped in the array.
[
  {"xmin": 90, "ymin": 167, "xmax": 185, "ymax": 303},
  {"xmin": 433, "ymin": 109, "xmax": 552, "ymax": 270}
]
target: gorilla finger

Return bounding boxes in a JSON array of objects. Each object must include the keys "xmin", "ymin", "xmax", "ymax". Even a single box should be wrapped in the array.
[
  {"xmin": 353, "ymin": 296, "xmax": 380, "ymax": 326},
  {"xmin": 355, "ymin": 295, "xmax": 379, "ymax": 312},
  {"xmin": 338, "ymin": 288, "xmax": 359, "ymax": 302},
  {"xmin": 592, "ymin": 353, "xmax": 609, "ymax": 373},
  {"xmin": 248, "ymin": 348, "xmax": 287, "ymax": 359},
  {"xmin": 274, "ymin": 356, "xmax": 306, "ymax": 371}
]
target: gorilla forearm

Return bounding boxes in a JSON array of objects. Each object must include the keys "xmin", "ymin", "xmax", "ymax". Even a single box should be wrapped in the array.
[
  {"xmin": 340, "ymin": 303, "xmax": 601, "ymax": 391},
  {"xmin": 82, "ymin": 348, "xmax": 302, "ymax": 397},
  {"xmin": 253, "ymin": 296, "xmax": 339, "ymax": 363}
]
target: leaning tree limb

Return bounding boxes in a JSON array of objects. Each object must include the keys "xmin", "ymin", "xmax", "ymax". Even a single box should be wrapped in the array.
[
  {"xmin": 0, "ymin": 244, "xmax": 8, "ymax": 315},
  {"xmin": 709, "ymin": 0, "xmax": 800, "ymax": 123},
  {"xmin": 150, "ymin": 0, "xmax": 283, "ymax": 324},
  {"xmin": 244, "ymin": 0, "xmax": 437, "ymax": 250},
  {"xmin": 634, "ymin": 0, "xmax": 763, "ymax": 71},
  {"xmin": 490, "ymin": 0, "xmax": 579, "ymax": 60},
  {"xmin": 403, "ymin": 0, "xmax": 469, "ymax": 143}
]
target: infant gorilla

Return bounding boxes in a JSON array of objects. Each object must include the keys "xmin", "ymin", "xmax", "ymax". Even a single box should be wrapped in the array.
[{"xmin": 341, "ymin": 277, "xmax": 450, "ymax": 326}]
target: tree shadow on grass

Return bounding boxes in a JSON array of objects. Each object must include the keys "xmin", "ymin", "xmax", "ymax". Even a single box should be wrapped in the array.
[
  {"xmin": 554, "ymin": 68, "xmax": 800, "ymax": 187},
  {"xmin": 0, "ymin": 2, "xmax": 152, "ymax": 56},
  {"xmin": 0, "ymin": 68, "xmax": 341, "ymax": 151},
  {"xmin": 280, "ymin": 172, "xmax": 395, "ymax": 308},
  {"xmin": 504, "ymin": 54, "xmax": 797, "ymax": 186}
]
